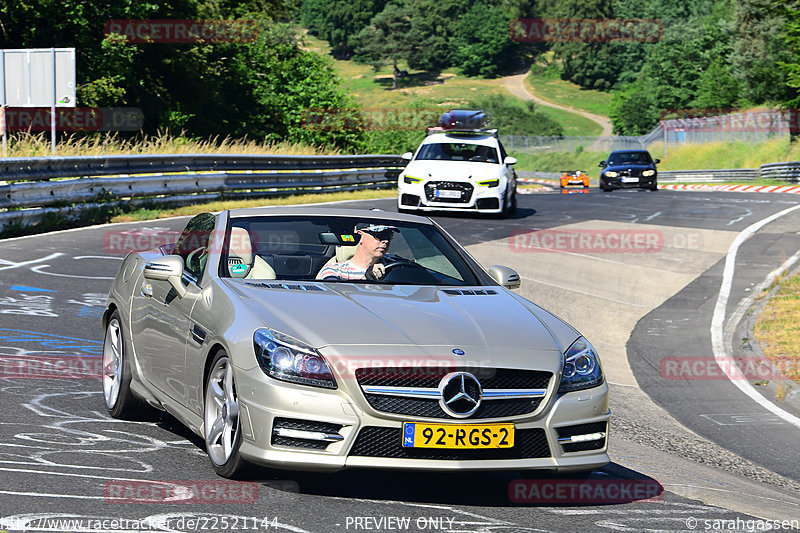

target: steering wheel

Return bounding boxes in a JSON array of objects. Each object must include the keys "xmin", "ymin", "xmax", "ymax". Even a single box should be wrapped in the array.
[{"xmin": 382, "ymin": 260, "xmax": 427, "ymax": 273}]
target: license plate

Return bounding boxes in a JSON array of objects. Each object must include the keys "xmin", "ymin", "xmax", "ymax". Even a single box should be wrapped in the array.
[
  {"xmin": 621, "ymin": 176, "xmax": 639, "ymax": 183},
  {"xmin": 434, "ymin": 189, "xmax": 461, "ymax": 199},
  {"xmin": 402, "ymin": 422, "xmax": 515, "ymax": 449}
]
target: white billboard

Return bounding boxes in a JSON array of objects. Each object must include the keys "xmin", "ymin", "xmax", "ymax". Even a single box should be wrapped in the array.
[{"xmin": 1, "ymin": 48, "xmax": 76, "ymax": 107}]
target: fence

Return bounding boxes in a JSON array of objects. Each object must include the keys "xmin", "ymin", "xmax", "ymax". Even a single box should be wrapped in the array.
[
  {"xmin": 503, "ymin": 108, "xmax": 795, "ymax": 153},
  {"xmin": 500, "ymin": 135, "xmax": 649, "ymax": 153}
]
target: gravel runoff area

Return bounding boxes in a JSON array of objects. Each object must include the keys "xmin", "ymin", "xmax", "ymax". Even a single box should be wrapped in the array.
[{"xmin": 609, "ymin": 384, "xmax": 800, "ymax": 493}]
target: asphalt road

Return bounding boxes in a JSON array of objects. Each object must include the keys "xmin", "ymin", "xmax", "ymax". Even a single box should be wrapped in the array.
[{"xmin": 1, "ymin": 188, "xmax": 799, "ymax": 532}]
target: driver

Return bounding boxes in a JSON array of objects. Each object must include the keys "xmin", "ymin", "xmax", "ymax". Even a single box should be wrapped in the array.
[{"xmin": 316, "ymin": 223, "xmax": 398, "ymax": 281}]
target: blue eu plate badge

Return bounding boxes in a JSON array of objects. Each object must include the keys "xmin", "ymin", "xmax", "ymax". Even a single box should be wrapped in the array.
[{"xmin": 403, "ymin": 423, "xmax": 416, "ymax": 447}]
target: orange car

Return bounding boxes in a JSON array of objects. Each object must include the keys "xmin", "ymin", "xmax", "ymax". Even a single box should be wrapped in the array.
[{"xmin": 560, "ymin": 170, "xmax": 590, "ymax": 188}]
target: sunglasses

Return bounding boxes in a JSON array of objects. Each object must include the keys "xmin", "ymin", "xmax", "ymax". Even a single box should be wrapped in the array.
[{"xmin": 364, "ymin": 230, "xmax": 394, "ymax": 241}]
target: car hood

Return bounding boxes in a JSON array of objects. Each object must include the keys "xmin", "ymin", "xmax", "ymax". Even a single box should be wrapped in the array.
[
  {"xmin": 225, "ymin": 280, "xmax": 562, "ymax": 354},
  {"xmin": 403, "ymin": 160, "xmax": 504, "ymax": 180},
  {"xmin": 604, "ymin": 163, "xmax": 655, "ymax": 172}
]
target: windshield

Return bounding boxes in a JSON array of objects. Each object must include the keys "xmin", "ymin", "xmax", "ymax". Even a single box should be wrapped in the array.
[
  {"xmin": 607, "ymin": 151, "xmax": 653, "ymax": 165},
  {"xmin": 220, "ymin": 216, "xmax": 481, "ymax": 286},
  {"xmin": 416, "ymin": 142, "xmax": 499, "ymax": 163}
]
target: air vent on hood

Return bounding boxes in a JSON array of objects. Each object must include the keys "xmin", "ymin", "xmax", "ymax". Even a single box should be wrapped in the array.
[
  {"xmin": 442, "ymin": 289, "xmax": 498, "ymax": 296},
  {"xmin": 245, "ymin": 282, "xmax": 325, "ymax": 292}
]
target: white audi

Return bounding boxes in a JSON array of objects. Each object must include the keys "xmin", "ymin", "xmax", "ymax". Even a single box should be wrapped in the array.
[{"xmin": 397, "ymin": 130, "xmax": 518, "ymax": 217}]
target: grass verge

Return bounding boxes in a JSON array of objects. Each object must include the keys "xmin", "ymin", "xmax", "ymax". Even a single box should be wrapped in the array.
[
  {"xmin": 524, "ymin": 70, "xmax": 613, "ymax": 118},
  {"xmin": 0, "ymin": 131, "xmax": 333, "ymax": 158},
  {"xmin": 754, "ymin": 272, "xmax": 800, "ymax": 385},
  {"xmin": 648, "ymin": 138, "xmax": 800, "ymax": 170}
]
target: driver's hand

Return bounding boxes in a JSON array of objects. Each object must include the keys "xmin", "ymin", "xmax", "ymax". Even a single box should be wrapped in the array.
[{"xmin": 370, "ymin": 263, "xmax": 386, "ymax": 279}]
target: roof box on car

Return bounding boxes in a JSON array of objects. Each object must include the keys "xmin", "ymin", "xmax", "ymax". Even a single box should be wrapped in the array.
[
  {"xmin": 440, "ymin": 109, "xmax": 486, "ymax": 130},
  {"xmin": 427, "ymin": 109, "xmax": 496, "ymax": 136}
]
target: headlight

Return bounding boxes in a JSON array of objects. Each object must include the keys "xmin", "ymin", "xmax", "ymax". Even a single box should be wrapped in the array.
[
  {"xmin": 642, "ymin": 170, "xmax": 655, "ymax": 177},
  {"xmin": 604, "ymin": 171, "xmax": 618, "ymax": 178},
  {"xmin": 477, "ymin": 179, "xmax": 500, "ymax": 187},
  {"xmin": 403, "ymin": 175, "xmax": 423, "ymax": 184},
  {"xmin": 558, "ymin": 337, "xmax": 603, "ymax": 393},
  {"xmin": 253, "ymin": 329, "xmax": 336, "ymax": 389}
]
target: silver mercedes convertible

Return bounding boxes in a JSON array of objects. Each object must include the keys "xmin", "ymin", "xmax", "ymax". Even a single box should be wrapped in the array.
[{"xmin": 102, "ymin": 207, "xmax": 609, "ymax": 478}]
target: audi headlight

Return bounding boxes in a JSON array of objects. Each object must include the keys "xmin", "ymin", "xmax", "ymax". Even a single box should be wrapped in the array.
[
  {"xmin": 558, "ymin": 337, "xmax": 603, "ymax": 393},
  {"xmin": 253, "ymin": 329, "xmax": 336, "ymax": 389},
  {"xmin": 403, "ymin": 175, "xmax": 423, "ymax": 184},
  {"xmin": 642, "ymin": 170, "xmax": 655, "ymax": 177},
  {"xmin": 604, "ymin": 171, "xmax": 618, "ymax": 178},
  {"xmin": 477, "ymin": 179, "xmax": 500, "ymax": 187}
]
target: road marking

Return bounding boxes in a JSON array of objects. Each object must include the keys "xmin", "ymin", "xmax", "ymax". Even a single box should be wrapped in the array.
[
  {"xmin": 699, "ymin": 413, "xmax": 785, "ymax": 426},
  {"xmin": 711, "ymin": 203, "xmax": 800, "ymax": 429},
  {"xmin": 30, "ymin": 264, "xmax": 114, "ymax": 280},
  {"xmin": 0, "ymin": 253, "xmax": 63, "ymax": 271}
]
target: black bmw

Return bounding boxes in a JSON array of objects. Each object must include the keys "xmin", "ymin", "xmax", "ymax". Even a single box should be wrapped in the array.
[{"xmin": 599, "ymin": 149, "xmax": 660, "ymax": 191}]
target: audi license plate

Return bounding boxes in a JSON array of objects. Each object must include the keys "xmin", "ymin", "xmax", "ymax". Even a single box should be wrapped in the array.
[
  {"xmin": 621, "ymin": 176, "xmax": 639, "ymax": 183},
  {"xmin": 402, "ymin": 422, "xmax": 515, "ymax": 449},
  {"xmin": 434, "ymin": 189, "xmax": 462, "ymax": 199}
]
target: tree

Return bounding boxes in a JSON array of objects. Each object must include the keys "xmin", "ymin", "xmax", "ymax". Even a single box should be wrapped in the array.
[
  {"xmin": 0, "ymin": 0, "xmax": 362, "ymax": 150},
  {"xmin": 354, "ymin": 3, "xmax": 413, "ymax": 89},
  {"xmin": 302, "ymin": 0, "xmax": 387, "ymax": 58},
  {"xmin": 454, "ymin": 4, "xmax": 517, "ymax": 77},
  {"xmin": 767, "ymin": 0, "xmax": 800, "ymax": 109}
]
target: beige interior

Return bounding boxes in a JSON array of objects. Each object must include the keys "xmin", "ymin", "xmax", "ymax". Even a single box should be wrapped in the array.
[{"xmin": 229, "ymin": 227, "xmax": 276, "ymax": 279}]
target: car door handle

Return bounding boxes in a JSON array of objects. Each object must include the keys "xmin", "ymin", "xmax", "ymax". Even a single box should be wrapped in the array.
[{"xmin": 140, "ymin": 282, "xmax": 153, "ymax": 298}]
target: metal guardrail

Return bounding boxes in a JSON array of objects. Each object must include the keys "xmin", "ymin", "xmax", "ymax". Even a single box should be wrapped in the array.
[
  {"xmin": 760, "ymin": 161, "xmax": 800, "ymax": 181},
  {"xmin": 658, "ymin": 169, "xmax": 760, "ymax": 182},
  {"xmin": 0, "ymin": 154, "xmax": 405, "ymax": 231},
  {"xmin": 2, "ymin": 155, "xmax": 799, "ymax": 233},
  {"xmin": 521, "ymin": 164, "xmax": 800, "ymax": 184}
]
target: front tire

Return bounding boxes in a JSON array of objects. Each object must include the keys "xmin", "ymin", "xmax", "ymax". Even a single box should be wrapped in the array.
[
  {"xmin": 103, "ymin": 311, "xmax": 149, "ymax": 419},
  {"xmin": 506, "ymin": 189, "xmax": 517, "ymax": 216},
  {"xmin": 204, "ymin": 351, "xmax": 245, "ymax": 478}
]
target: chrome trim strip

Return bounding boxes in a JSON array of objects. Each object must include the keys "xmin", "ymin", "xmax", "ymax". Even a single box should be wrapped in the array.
[
  {"xmin": 361, "ymin": 386, "xmax": 441, "ymax": 398},
  {"xmin": 144, "ymin": 263, "xmax": 172, "ymax": 272},
  {"xmin": 482, "ymin": 388, "xmax": 546, "ymax": 399},
  {"xmin": 272, "ymin": 428, "xmax": 344, "ymax": 442},
  {"xmin": 361, "ymin": 385, "xmax": 546, "ymax": 400}
]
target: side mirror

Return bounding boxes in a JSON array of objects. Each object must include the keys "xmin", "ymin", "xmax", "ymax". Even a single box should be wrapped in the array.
[
  {"xmin": 599, "ymin": 161, "xmax": 606, "ymax": 168},
  {"xmin": 503, "ymin": 156, "xmax": 517, "ymax": 166},
  {"xmin": 654, "ymin": 158, "xmax": 660, "ymax": 165},
  {"xmin": 144, "ymin": 256, "xmax": 190, "ymax": 298},
  {"xmin": 401, "ymin": 152, "xmax": 413, "ymax": 161},
  {"xmin": 488, "ymin": 265, "xmax": 521, "ymax": 290}
]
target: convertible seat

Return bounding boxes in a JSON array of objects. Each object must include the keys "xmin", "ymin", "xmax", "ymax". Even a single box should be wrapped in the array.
[
  {"xmin": 228, "ymin": 227, "xmax": 276, "ymax": 279},
  {"xmin": 319, "ymin": 244, "xmax": 357, "ymax": 272}
]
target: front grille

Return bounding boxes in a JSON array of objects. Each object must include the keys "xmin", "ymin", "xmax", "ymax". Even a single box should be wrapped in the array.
[
  {"xmin": 424, "ymin": 181, "xmax": 473, "ymax": 203},
  {"xmin": 556, "ymin": 421, "xmax": 607, "ymax": 453},
  {"xmin": 349, "ymin": 427, "xmax": 550, "ymax": 460},
  {"xmin": 356, "ymin": 367, "xmax": 552, "ymax": 420},
  {"xmin": 271, "ymin": 418, "xmax": 343, "ymax": 450},
  {"xmin": 366, "ymin": 396, "xmax": 542, "ymax": 419}
]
